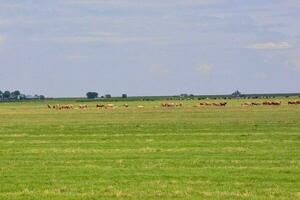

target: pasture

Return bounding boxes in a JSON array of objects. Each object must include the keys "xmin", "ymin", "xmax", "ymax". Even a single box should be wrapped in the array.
[{"xmin": 0, "ymin": 99, "xmax": 300, "ymax": 199}]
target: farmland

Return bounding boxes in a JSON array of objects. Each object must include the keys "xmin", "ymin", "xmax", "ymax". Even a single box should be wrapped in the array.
[{"xmin": 0, "ymin": 99, "xmax": 300, "ymax": 200}]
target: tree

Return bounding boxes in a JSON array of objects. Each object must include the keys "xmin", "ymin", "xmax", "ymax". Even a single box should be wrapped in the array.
[
  {"xmin": 0, "ymin": 91, "xmax": 2, "ymax": 99},
  {"xmin": 11, "ymin": 90, "xmax": 21, "ymax": 99},
  {"xmin": 180, "ymin": 94, "xmax": 188, "ymax": 98},
  {"xmin": 105, "ymin": 94, "xmax": 111, "ymax": 98},
  {"xmin": 86, "ymin": 92, "xmax": 98, "ymax": 99},
  {"xmin": 122, "ymin": 94, "xmax": 127, "ymax": 98},
  {"xmin": 232, "ymin": 90, "xmax": 242, "ymax": 97},
  {"xmin": 19, "ymin": 94, "xmax": 26, "ymax": 100},
  {"xmin": 13, "ymin": 90, "xmax": 20, "ymax": 96},
  {"xmin": 3, "ymin": 91, "xmax": 11, "ymax": 99}
]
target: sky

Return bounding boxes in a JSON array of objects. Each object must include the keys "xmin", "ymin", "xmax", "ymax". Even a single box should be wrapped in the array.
[{"xmin": 0, "ymin": 0, "xmax": 299, "ymax": 97}]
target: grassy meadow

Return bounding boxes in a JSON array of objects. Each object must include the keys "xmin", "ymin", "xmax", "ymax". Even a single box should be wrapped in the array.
[{"xmin": 0, "ymin": 99, "xmax": 300, "ymax": 199}]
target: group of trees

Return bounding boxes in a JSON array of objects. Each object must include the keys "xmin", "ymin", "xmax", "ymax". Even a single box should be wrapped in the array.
[
  {"xmin": 0, "ymin": 90, "xmax": 21, "ymax": 100},
  {"xmin": 0, "ymin": 90, "xmax": 45, "ymax": 100},
  {"xmin": 86, "ymin": 92, "xmax": 128, "ymax": 99},
  {"xmin": 86, "ymin": 92, "xmax": 99, "ymax": 99}
]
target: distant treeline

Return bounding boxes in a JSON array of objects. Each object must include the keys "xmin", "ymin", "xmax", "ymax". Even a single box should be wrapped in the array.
[
  {"xmin": 73, "ymin": 91, "xmax": 300, "ymax": 103},
  {"xmin": 0, "ymin": 90, "xmax": 45, "ymax": 101},
  {"xmin": 1, "ymin": 90, "xmax": 299, "ymax": 102}
]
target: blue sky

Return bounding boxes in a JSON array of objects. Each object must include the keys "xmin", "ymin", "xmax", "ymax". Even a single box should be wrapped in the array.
[{"xmin": 0, "ymin": 0, "xmax": 299, "ymax": 97}]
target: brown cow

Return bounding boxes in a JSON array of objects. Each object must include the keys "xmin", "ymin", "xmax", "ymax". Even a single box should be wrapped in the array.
[
  {"xmin": 242, "ymin": 102, "xmax": 261, "ymax": 106},
  {"xmin": 288, "ymin": 101, "xmax": 295, "ymax": 105},
  {"xmin": 96, "ymin": 104, "xmax": 105, "ymax": 108},
  {"xmin": 288, "ymin": 100, "xmax": 300, "ymax": 105},
  {"xmin": 176, "ymin": 103, "xmax": 183, "ymax": 107},
  {"xmin": 263, "ymin": 101, "xmax": 281, "ymax": 106},
  {"xmin": 59, "ymin": 104, "xmax": 74, "ymax": 110},
  {"xmin": 211, "ymin": 102, "xmax": 227, "ymax": 106},
  {"xmin": 263, "ymin": 101, "xmax": 272, "ymax": 105},
  {"xmin": 105, "ymin": 104, "xmax": 115, "ymax": 109},
  {"xmin": 219, "ymin": 102, "xmax": 227, "ymax": 106},
  {"xmin": 161, "ymin": 103, "xmax": 175, "ymax": 107},
  {"xmin": 271, "ymin": 101, "xmax": 281, "ymax": 106},
  {"xmin": 53, "ymin": 104, "xmax": 60, "ymax": 109},
  {"xmin": 79, "ymin": 104, "xmax": 88, "ymax": 109},
  {"xmin": 241, "ymin": 102, "xmax": 252, "ymax": 106}
]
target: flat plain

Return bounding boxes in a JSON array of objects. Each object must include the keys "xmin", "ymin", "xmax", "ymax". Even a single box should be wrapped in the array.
[{"xmin": 0, "ymin": 99, "xmax": 300, "ymax": 200}]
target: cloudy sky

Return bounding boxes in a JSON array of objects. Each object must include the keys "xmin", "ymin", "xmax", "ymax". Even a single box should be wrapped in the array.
[{"xmin": 0, "ymin": 0, "xmax": 299, "ymax": 97}]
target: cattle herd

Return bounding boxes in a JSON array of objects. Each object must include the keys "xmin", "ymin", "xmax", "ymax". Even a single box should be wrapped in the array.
[
  {"xmin": 198, "ymin": 102, "xmax": 227, "ymax": 107},
  {"xmin": 161, "ymin": 102, "xmax": 183, "ymax": 107},
  {"xmin": 47, "ymin": 103, "xmax": 130, "ymax": 110},
  {"xmin": 241, "ymin": 101, "xmax": 282, "ymax": 106},
  {"xmin": 47, "ymin": 100, "xmax": 300, "ymax": 110},
  {"xmin": 288, "ymin": 100, "xmax": 300, "ymax": 105},
  {"xmin": 242, "ymin": 100, "xmax": 300, "ymax": 106}
]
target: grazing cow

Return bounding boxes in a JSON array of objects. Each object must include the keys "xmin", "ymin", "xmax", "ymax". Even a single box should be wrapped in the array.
[
  {"xmin": 53, "ymin": 104, "xmax": 60, "ymax": 109},
  {"xmin": 105, "ymin": 104, "xmax": 115, "ymax": 109},
  {"xmin": 263, "ymin": 101, "xmax": 272, "ymax": 105},
  {"xmin": 288, "ymin": 101, "xmax": 295, "ymax": 105},
  {"xmin": 161, "ymin": 103, "xmax": 173, "ymax": 107},
  {"xmin": 219, "ymin": 102, "xmax": 227, "ymax": 106},
  {"xmin": 58, "ymin": 104, "xmax": 74, "ymax": 110},
  {"xmin": 176, "ymin": 103, "xmax": 183, "ymax": 107},
  {"xmin": 204, "ymin": 102, "xmax": 212, "ymax": 106},
  {"xmin": 241, "ymin": 102, "xmax": 252, "ymax": 106},
  {"xmin": 271, "ymin": 101, "xmax": 281, "ymax": 106},
  {"xmin": 96, "ymin": 104, "xmax": 105, "ymax": 108},
  {"xmin": 241, "ymin": 102, "xmax": 261, "ymax": 106},
  {"xmin": 288, "ymin": 100, "xmax": 300, "ymax": 105},
  {"xmin": 79, "ymin": 104, "xmax": 88, "ymax": 109},
  {"xmin": 123, "ymin": 104, "xmax": 129, "ymax": 108},
  {"xmin": 48, "ymin": 104, "xmax": 74, "ymax": 110},
  {"xmin": 263, "ymin": 101, "xmax": 281, "ymax": 106}
]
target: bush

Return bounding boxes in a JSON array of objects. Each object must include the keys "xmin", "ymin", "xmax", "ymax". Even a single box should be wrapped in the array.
[{"xmin": 86, "ymin": 92, "xmax": 98, "ymax": 99}]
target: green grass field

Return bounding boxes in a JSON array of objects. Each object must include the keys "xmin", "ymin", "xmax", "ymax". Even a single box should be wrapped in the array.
[{"xmin": 0, "ymin": 99, "xmax": 300, "ymax": 200}]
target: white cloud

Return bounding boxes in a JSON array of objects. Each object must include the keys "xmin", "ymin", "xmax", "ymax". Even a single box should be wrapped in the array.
[
  {"xmin": 65, "ymin": 54, "xmax": 93, "ymax": 61},
  {"xmin": 248, "ymin": 42, "xmax": 291, "ymax": 50},
  {"xmin": 196, "ymin": 64, "xmax": 213, "ymax": 75},
  {"xmin": 287, "ymin": 58, "xmax": 300, "ymax": 72},
  {"xmin": 149, "ymin": 64, "xmax": 170, "ymax": 75},
  {"xmin": 41, "ymin": 33, "xmax": 169, "ymax": 45},
  {"xmin": 0, "ymin": 35, "xmax": 5, "ymax": 45},
  {"xmin": 67, "ymin": 0, "xmax": 227, "ymax": 8},
  {"xmin": 0, "ymin": 19, "xmax": 11, "ymax": 26}
]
